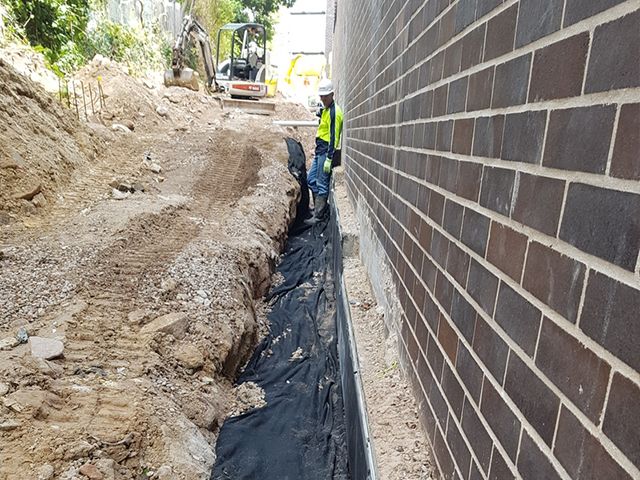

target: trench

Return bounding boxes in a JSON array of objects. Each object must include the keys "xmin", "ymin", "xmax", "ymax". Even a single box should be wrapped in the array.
[{"xmin": 211, "ymin": 140, "xmax": 375, "ymax": 480}]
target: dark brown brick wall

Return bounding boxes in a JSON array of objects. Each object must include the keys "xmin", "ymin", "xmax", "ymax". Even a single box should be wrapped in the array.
[{"xmin": 332, "ymin": 0, "xmax": 640, "ymax": 478}]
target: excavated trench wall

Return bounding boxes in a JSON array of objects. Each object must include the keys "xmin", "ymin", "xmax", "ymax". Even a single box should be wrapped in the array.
[{"xmin": 329, "ymin": 0, "xmax": 640, "ymax": 479}]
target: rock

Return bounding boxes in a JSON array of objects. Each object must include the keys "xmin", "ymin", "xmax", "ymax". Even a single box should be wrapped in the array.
[
  {"xmin": 17, "ymin": 183, "xmax": 42, "ymax": 201},
  {"xmin": 140, "ymin": 312, "xmax": 188, "ymax": 339},
  {"xmin": 29, "ymin": 336, "xmax": 64, "ymax": 360},
  {"xmin": 32, "ymin": 192, "xmax": 47, "ymax": 208},
  {"xmin": 161, "ymin": 278, "xmax": 178, "ymax": 292},
  {"xmin": 174, "ymin": 345, "xmax": 204, "ymax": 370},
  {"xmin": 155, "ymin": 466, "xmax": 174, "ymax": 480},
  {"xmin": 156, "ymin": 105, "xmax": 169, "ymax": 117},
  {"xmin": 0, "ymin": 382, "xmax": 10, "ymax": 396},
  {"xmin": 132, "ymin": 183, "xmax": 146, "ymax": 193},
  {"xmin": 0, "ymin": 419, "xmax": 21, "ymax": 431},
  {"xmin": 122, "ymin": 119, "xmax": 135, "ymax": 131},
  {"xmin": 127, "ymin": 309, "xmax": 149, "ymax": 325},
  {"xmin": 0, "ymin": 212, "xmax": 11, "ymax": 225},
  {"xmin": 149, "ymin": 163, "xmax": 162, "ymax": 174},
  {"xmin": 111, "ymin": 123, "xmax": 131, "ymax": 134},
  {"xmin": 94, "ymin": 459, "xmax": 116, "ymax": 480},
  {"xmin": 16, "ymin": 327, "xmax": 29, "ymax": 344},
  {"xmin": 64, "ymin": 440, "xmax": 94, "ymax": 460},
  {"xmin": 115, "ymin": 182, "xmax": 133, "ymax": 193},
  {"xmin": 111, "ymin": 188, "xmax": 129, "ymax": 200},
  {"xmin": 36, "ymin": 464, "xmax": 55, "ymax": 480},
  {"xmin": 20, "ymin": 200, "xmax": 37, "ymax": 215},
  {"xmin": 0, "ymin": 337, "xmax": 19, "ymax": 351},
  {"xmin": 79, "ymin": 463, "xmax": 103, "ymax": 479},
  {"xmin": 196, "ymin": 289, "xmax": 208, "ymax": 299}
]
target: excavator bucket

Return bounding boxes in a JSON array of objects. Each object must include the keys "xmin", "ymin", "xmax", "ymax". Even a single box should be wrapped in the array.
[{"xmin": 163, "ymin": 68, "xmax": 200, "ymax": 91}]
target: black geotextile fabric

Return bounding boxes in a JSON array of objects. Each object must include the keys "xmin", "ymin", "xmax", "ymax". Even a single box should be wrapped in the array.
[{"xmin": 211, "ymin": 139, "xmax": 350, "ymax": 480}]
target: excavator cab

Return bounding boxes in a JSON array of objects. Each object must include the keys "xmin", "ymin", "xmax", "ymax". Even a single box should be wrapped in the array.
[{"xmin": 216, "ymin": 23, "xmax": 268, "ymax": 99}]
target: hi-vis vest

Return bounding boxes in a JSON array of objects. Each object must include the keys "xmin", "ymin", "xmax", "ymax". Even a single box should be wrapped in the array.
[{"xmin": 316, "ymin": 102, "xmax": 343, "ymax": 159}]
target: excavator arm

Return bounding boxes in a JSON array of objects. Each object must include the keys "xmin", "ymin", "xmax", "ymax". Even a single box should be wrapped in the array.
[{"xmin": 165, "ymin": 16, "xmax": 218, "ymax": 91}]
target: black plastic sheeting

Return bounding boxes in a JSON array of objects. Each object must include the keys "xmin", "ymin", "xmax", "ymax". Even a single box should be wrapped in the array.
[{"xmin": 211, "ymin": 139, "xmax": 373, "ymax": 480}]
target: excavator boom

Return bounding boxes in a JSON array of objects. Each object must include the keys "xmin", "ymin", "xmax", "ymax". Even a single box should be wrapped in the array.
[{"xmin": 164, "ymin": 16, "xmax": 218, "ymax": 91}]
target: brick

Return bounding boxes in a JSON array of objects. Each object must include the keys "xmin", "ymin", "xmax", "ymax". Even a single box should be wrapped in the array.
[
  {"xmin": 438, "ymin": 316, "xmax": 459, "ymax": 363},
  {"xmin": 435, "ymin": 273, "xmax": 454, "ymax": 313},
  {"xmin": 522, "ymin": 242, "xmax": 585, "ymax": 323},
  {"xmin": 436, "ymin": 120, "xmax": 453, "ymax": 151},
  {"xmin": 517, "ymin": 430, "xmax": 562, "ymax": 480},
  {"xmin": 430, "ymin": 51, "xmax": 445, "ymax": 83},
  {"xmin": 467, "ymin": 67, "xmax": 494, "ymax": 112},
  {"xmin": 486, "ymin": 222, "xmax": 528, "ymax": 282},
  {"xmin": 555, "ymin": 406, "xmax": 632, "ymax": 480},
  {"xmin": 433, "ymin": 84, "xmax": 449, "ymax": 117},
  {"xmin": 489, "ymin": 447, "xmax": 515, "ymax": 480},
  {"xmin": 455, "ymin": 0, "xmax": 477, "ymax": 33},
  {"xmin": 447, "ymin": 76, "xmax": 468, "ymax": 114},
  {"xmin": 456, "ymin": 341, "xmax": 483, "ymax": 401},
  {"xmin": 442, "ymin": 363, "xmax": 465, "ymax": 418},
  {"xmin": 580, "ymin": 271, "xmax": 640, "ymax": 371},
  {"xmin": 492, "ymin": 55, "xmax": 531, "ymax": 108},
  {"xmin": 502, "ymin": 110, "xmax": 547, "ymax": 164},
  {"xmin": 423, "ymin": 123, "xmax": 437, "ymax": 149},
  {"xmin": 427, "ymin": 330, "xmax": 445, "ymax": 381},
  {"xmin": 479, "ymin": 166, "xmax": 515, "ymax": 217},
  {"xmin": 456, "ymin": 161, "xmax": 483, "ymax": 202},
  {"xmin": 469, "ymin": 461, "xmax": 483, "ymax": 480},
  {"xmin": 461, "ymin": 208, "xmax": 491, "ymax": 257},
  {"xmin": 461, "ymin": 24, "xmax": 485, "ymax": 71},
  {"xmin": 511, "ymin": 173, "xmax": 565, "ymax": 236},
  {"xmin": 529, "ymin": 33, "xmax": 589, "ymax": 101},
  {"xmin": 428, "ymin": 190, "xmax": 445, "ymax": 224},
  {"xmin": 585, "ymin": 11, "xmax": 640, "ymax": 93},
  {"xmin": 423, "ymin": 291, "xmax": 440, "ymax": 332},
  {"xmin": 447, "ymin": 418, "xmax": 472, "ymax": 479},
  {"xmin": 484, "ymin": 4, "xmax": 517, "ymax": 61},
  {"xmin": 559, "ymin": 183, "xmax": 640, "ymax": 271},
  {"xmin": 472, "ymin": 316, "xmax": 509, "ymax": 383},
  {"xmin": 504, "ymin": 354, "xmax": 560, "ymax": 446},
  {"xmin": 537, "ymin": 318, "xmax": 610, "ymax": 422},
  {"xmin": 462, "ymin": 398, "xmax": 494, "ymax": 473},
  {"xmin": 443, "ymin": 39, "xmax": 464, "ymax": 78},
  {"xmin": 481, "ymin": 380, "xmax": 521, "ymax": 461},
  {"xmin": 515, "ymin": 0, "xmax": 563, "ymax": 47},
  {"xmin": 611, "ymin": 103, "xmax": 640, "ymax": 180},
  {"xmin": 473, "ymin": 115, "xmax": 504, "ymax": 157},
  {"xmin": 447, "ymin": 243, "xmax": 471, "ymax": 287},
  {"xmin": 564, "ymin": 0, "xmax": 627, "ymax": 25},
  {"xmin": 603, "ymin": 373, "xmax": 640, "ymax": 469},
  {"xmin": 452, "ymin": 118, "xmax": 474, "ymax": 155},
  {"xmin": 443, "ymin": 200, "xmax": 464, "ymax": 239},
  {"xmin": 439, "ymin": 5, "xmax": 456, "ymax": 45},
  {"xmin": 433, "ymin": 426, "xmax": 456, "ymax": 479},
  {"xmin": 543, "ymin": 105, "xmax": 616, "ymax": 174},
  {"xmin": 468, "ymin": 258, "xmax": 499, "ymax": 315},
  {"xmin": 494, "ymin": 283, "xmax": 541, "ymax": 357}
]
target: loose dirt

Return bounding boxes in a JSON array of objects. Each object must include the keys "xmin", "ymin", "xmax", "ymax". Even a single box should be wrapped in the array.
[
  {"xmin": 334, "ymin": 173, "xmax": 436, "ymax": 480},
  {"xmin": 0, "ymin": 57, "xmax": 316, "ymax": 480}
]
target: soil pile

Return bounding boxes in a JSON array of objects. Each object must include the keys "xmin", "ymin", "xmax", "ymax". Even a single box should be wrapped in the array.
[{"xmin": 0, "ymin": 60, "xmax": 100, "ymax": 219}]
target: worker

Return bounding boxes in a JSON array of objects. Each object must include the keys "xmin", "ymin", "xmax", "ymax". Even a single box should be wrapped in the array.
[{"xmin": 306, "ymin": 79, "xmax": 343, "ymax": 225}]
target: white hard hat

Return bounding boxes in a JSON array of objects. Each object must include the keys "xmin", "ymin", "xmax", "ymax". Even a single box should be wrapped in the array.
[{"xmin": 318, "ymin": 79, "xmax": 334, "ymax": 96}]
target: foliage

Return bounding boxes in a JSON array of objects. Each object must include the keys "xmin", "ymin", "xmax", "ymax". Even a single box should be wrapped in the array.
[
  {"xmin": 238, "ymin": 0, "xmax": 296, "ymax": 38},
  {"xmin": 3, "ymin": 0, "xmax": 90, "ymax": 65}
]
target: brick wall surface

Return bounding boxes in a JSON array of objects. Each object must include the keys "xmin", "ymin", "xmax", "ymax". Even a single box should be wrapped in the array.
[{"xmin": 330, "ymin": 0, "xmax": 640, "ymax": 479}]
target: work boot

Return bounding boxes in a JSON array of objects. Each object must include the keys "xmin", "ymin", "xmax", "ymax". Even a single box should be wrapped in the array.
[{"xmin": 304, "ymin": 196, "xmax": 327, "ymax": 225}]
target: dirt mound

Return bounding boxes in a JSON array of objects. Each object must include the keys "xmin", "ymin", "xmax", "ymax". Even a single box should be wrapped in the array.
[{"xmin": 0, "ymin": 60, "xmax": 100, "ymax": 220}]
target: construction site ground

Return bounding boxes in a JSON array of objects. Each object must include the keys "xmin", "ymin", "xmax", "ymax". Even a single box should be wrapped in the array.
[
  {"xmin": 0, "ymin": 56, "xmax": 316, "ymax": 480},
  {"xmin": 0, "ymin": 53, "xmax": 433, "ymax": 480}
]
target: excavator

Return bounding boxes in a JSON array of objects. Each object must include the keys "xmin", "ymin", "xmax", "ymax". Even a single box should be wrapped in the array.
[{"xmin": 164, "ymin": 16, "xmax": 272, "ymax": 104}]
